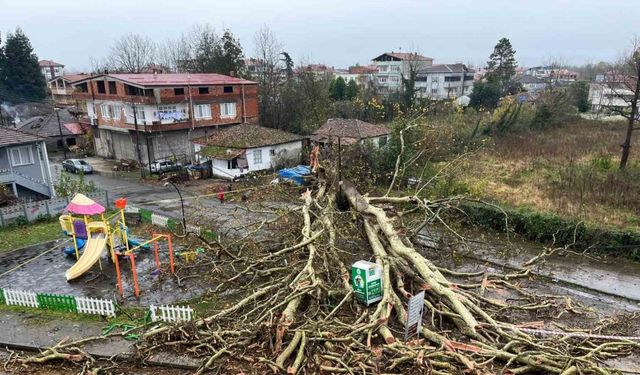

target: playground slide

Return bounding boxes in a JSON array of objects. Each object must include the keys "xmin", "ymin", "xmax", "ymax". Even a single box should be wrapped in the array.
[{"xmin": 65, "ymin": 222, "xmax": 108, "ymax": 281}]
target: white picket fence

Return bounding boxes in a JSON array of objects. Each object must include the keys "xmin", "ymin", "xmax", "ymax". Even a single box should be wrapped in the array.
[
  {"xmin": 3, "ymin": 289, "xmax": 39, "ymax": 308},
  {"xmin": 150, "ymin": 304, "xmax": 194, "ymax": 322},
  {"xmin": 151, "ymin": 213, "xmax": 169, "ymax": 227},
  {"xmin": 76, "ymin": 296, "xmax": 116, "ymax": 317}
]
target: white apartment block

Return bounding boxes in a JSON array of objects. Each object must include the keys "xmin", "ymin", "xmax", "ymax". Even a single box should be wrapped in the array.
[
  {"xmin": 415, "ymin": 64, "xmax": 475, "ymax": 99},
  {"xmin": 371, "ymin": 52, "xmax": 433, "ymax": 94}
]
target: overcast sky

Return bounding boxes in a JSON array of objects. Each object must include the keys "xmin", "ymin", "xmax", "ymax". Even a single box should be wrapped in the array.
[{"xmin": 1, "ymin": 0, "xmax": 637, "ymax": 72}]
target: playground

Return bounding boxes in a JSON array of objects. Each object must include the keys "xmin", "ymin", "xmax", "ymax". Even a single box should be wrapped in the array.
[{"xmin": 0, "ymin": 194, "xmax": 209, "ymax": 306}]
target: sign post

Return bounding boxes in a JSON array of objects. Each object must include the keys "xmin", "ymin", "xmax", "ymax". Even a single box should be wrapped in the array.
[{"xmin": 404, "ymin": 291, "xmax": 425, "ymax": 341}]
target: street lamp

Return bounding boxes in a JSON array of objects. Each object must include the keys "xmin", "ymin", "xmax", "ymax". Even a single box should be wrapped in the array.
[{"xmin": 164, "ymin": 181, "xmax": 187, "ymax": 234}]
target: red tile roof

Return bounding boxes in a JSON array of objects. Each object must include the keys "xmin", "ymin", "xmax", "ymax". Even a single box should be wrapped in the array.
[
  {"xmin": 63, "ymin": 123, "xmax": 86, "ymax": 135},
  {"xmin": 0, "ymin": 127, "xmax": 45, "ymax": 147},
  {"xmin": 39, "ymin": 59, "xmax": 64, "ymax": 67},
  {"xmin": 312, "ymin": 118, "xmax": 390, "ymax": 144},
  {"xmin": 106, "ymin": 73, "xmax": 257, "ymax": 87},
  {"xmin": 192, "ymin": 124, "xmax": 305, "ymax": 149}
]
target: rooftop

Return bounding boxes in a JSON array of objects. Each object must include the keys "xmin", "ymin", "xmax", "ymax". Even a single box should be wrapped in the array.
[
  {"xmin": 75, "ymin": 73, "xmax": 257, "ymax": 88},
  {"xmin": 192, "ymin": 124, "xmax": 306, "ymax": 150},
  {"xmin": 16, "ymin": 109, "xmax": 81, "ymax": 138},
  {"xmin": 50, "ymin": 74, "xmax": 91, "ymax": 84},
  {"xmin": 373, "ymin": 52, "xmax": 433, "ymax": 62},
  {"xmin": 39, "ymin": 59, "xmax": 64, "ymax": 68},
  {"xmin": 312, "ymin": 118, "xmax": 390, "ymax": 144},
  {"xmin": 420, "ymin": 63, "xmax": 475, "ymax": 74},
  {"xmin": 0, "ymin": 127, "xmax": 45, "ymax": 147}
]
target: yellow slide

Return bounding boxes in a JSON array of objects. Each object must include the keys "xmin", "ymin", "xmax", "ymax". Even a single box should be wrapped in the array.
[{"xmin": 65, "ymin": 222, "xmax": 108, "ymax": 281}]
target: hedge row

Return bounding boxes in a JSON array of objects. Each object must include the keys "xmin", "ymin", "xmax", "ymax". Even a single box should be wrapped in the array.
[{"xmin": 459, "ymin": 202, "xmax": 640, "ymax": 260}]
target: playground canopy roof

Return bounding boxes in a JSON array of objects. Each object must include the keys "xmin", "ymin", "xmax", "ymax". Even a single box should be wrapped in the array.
[{"xmin": 66, "ymin": 193, "xmax": 105, "ymax": 215}]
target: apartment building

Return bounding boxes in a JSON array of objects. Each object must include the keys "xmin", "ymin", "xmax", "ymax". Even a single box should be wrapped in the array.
[
  {"xmin": 71, "ymin": 73, "xmax": 259, "ymax": 164},
  {"xmin": 415, "ymin": 63, "xmax": 475, "ymax": 99},
  {"xmin": 371, "ymin": 52, "xmax": 433, "ymax": 94},
  {"xmin": 48, "ymin": 74, "xmax": 90, "ymax": 107}
]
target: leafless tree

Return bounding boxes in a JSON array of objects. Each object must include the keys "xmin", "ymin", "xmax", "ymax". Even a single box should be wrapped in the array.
[
  {"xmin": 107, "ymin": 33, "xmax": 157, "ymax": 73},
  {"xmin": 254, "ymin": 25, "xmax": 285, "ymax": 128},
  {"xmin": 604, "ymin": 38, "xmax": 640, "ymax": 169},
  {"xmin": 158, "ymin": 32, "xmax": 195, "ymax": 73}
]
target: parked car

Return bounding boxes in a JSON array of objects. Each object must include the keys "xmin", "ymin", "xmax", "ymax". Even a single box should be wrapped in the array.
[
  {"xmin": 62, "ymin": 159, "xmax": 93, "ymax": 174},
  {"xmin": 150, "ymin": 159, "xmax": 182, "ymax": 174}
]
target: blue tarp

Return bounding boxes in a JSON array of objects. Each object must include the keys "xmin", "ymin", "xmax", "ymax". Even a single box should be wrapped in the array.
[{"xmin": 278, "ymin": 165, "xmax": 312, "ymax": 185}]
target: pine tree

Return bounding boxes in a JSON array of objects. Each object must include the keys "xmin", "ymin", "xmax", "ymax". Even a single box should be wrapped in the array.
[
  {"xmin": 330, "ymin": 77, "xmax": 346, "ymax": 100},
  {"xmin": 212, "ymin": 30, "xmax": 244, "ymax": 76},
  {"xmin": 485, "ymin": 38, "xmax": 517, "ymax": 94},
  {"xmin": 2, "ymin": 28, "xmax": 47, "ymax": 102},
  {"xmin": 345, "ymin": 79, "xmax": 358, "ymax": 100}
]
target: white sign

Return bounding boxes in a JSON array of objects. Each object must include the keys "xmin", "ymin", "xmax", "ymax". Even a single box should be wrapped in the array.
[{"xmin": 404, "ymin": 290, "xmax": 425, "ymax": 341}]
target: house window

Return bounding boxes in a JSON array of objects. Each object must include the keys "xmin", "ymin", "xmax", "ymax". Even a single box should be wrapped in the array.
[
  {"xmin": 431, "ymin": 88, "xmax": 438, "ymax": 94},
  {"xmin": 253, "ymin": 149, "xmax": 262, "ymax": 164},
  {"xmin": 174, "ymin": 88, "xmax": 185, "ymax": 95},
  {"xmin": 269, "ymin": 149, "xmax": 276, "ymax": 156},
  {"xmin": 108, "ymin": 81, "xmax": 117, "ymax": 94},
  {"xmin": 223, "ymin": 86, "xmax": 233, "ymax": 93},
  {"xmin": 111, "ymin": 104, "xmax": 122, "ymax": 120},
  {"xmin": 198, "ymin": 87, "xmax": 209, "ymax": 94},
  {"xmin": 78, "ymin": 83, "xmax": 89, "ymax": 93},
  {"xmin": 378, "ymin": 66, "xmax": 388, "ymax": 72},
  {"xmin": 158, "ymin": 105, "xmax": 185, "ymax": 120},
  {"xmin": 194, "ymin": 104, "xmax": 212, "ymax": 120},
  {"xmin": 10, "ymin": 146, "xmax": 34, "ymax": 167},
  {"xmin": 132, "ymin": 106, "xmax": 145, "ymax": 121},
  {"xmin": 378, "ymin": 77, "xmax": 388, "ymax": 84},
  {"xmin": 390, "ymin": 66, "xmax": 400, "ymax": 72},
  {"xmin": 100, "ymin": 103, "xmax": 111, "ymax": 119},
  {"xmin": 390, "ymin": 77, "xmax": 400, "ymax": 83},
  {"xmin": 220, "ymin": 102, "xmax": 236, "ymax": 118},
  {"xmin": 97, "ymin": 81, "xmax": 106, "ymax": 94}
]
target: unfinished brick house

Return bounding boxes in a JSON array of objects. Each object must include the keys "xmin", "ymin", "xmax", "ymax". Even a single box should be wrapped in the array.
[{"xmin": 71, "ymin": 73, "xmax": 259, "ymax": 165}]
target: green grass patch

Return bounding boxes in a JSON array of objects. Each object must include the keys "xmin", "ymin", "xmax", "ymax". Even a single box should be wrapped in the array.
[{"xmin": 0, "ymin": 219, "xmax": 63, "ymax": 252}]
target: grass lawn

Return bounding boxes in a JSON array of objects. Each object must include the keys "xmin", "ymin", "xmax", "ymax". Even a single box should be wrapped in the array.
[{"xmin": 0, "ymin": 220, "xmax": 63, "ymax": 252}]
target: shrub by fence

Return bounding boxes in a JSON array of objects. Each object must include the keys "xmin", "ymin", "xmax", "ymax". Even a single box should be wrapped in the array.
[
  {"xmin": 459, "ymin": 202, "xmax": 640, "ymax": 260},
  {"xmin": 150, "ymin": 304, "xmax": 194, "ymax": 322},
  {"xmin": 0, "ymin": 190, "xmax": 109, "ymax": 227}
]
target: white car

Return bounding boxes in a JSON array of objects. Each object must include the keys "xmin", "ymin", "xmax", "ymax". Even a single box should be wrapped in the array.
[{"xmin": 150, "ymin": 160, "xmax": 182, "ymax": 174}]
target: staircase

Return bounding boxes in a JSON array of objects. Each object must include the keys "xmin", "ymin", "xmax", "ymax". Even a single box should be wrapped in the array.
[{"xmin": 0, "ymin": 170, "xmax": 52, "ymax": 197}]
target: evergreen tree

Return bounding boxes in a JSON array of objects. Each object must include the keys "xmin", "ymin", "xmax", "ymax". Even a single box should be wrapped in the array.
[
  {"xmin": 0, "ymin": 32, "xmax": 6, "ymax": 98},
  {"xmin": 485, "ymin": 38, "xmax": 517, "ymax": 94},
  {"xmin": 281, "ymin": 52, "xmax": 294, "ymax": 79},
  {"xmin": 2, "ymin": 28, "xmax": 47, "ymax": 102},
  {"xmin": 330, "ymin": 77, "xmax": 346, "ymax": 100},
  {"xmin": 469, "ymin": 81, "xmax": 502, "ymax": 110},
  {"xmin": 212, "ymin": 29, "xmax": 244, "ymax": 76},
  {"xmin": 345, "ymin": 79, "xmax": 358, "ymax": 100},
  {"xmin": 568, "ymin": 80, "xmax": 590, "ymax": 113}
]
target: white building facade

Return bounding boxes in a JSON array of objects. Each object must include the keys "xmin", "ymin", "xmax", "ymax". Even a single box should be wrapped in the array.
[
  {"xmin": 371, "ymin": 52, "xmax": 433, "ymax": 94},
  {"xmin": 415, "ymin": 64, "xmax": 475, "ymax": 99}
]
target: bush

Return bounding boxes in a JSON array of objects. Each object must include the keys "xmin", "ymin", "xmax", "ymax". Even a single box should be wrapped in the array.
[{"xmin": 54, "ymin": 168, "xmax": 97, "ymax": 197}]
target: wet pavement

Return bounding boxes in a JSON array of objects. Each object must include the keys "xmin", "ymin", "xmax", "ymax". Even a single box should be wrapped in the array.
[{"xmin": 0, "ymin": 239, "xmax": 209, "ymax": 305}]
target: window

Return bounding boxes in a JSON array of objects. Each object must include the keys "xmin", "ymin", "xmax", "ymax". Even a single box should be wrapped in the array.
[
  {"xmin": 378, "ymin": 77, "xmax": 388, "ymax": 84},
  {"xmin": 111, "ymin": 105, "xmax": 122, "ymax": 120},
  {"xmin": 220, "ymin": 102, "xmax": 236, "ymax": 118},
  {"xmin": 390, "ymin": 77, "xmax": 400, "ymax": 83},
  {"xmin": 378, "ymin": 66, "xmax": 388, "ymax": 72},
  {"xmin": 97, "ymin": 81, "xmax": 106, "ymax": 94},
  {"xmin": 78, "ymin": 83, "xmax": 89, "ymax": 93},
  {"xmin": 194, "ymin": 104, "xmax": 212, "ymax": 119},
  {"xmin": 269, "ymin": 149, "xmax": 276, "ymax": 156},
  {"xmin": 198, "ymin": 87, "xmax": 209, "ymax": 94},
  {"xmin": 174, "ymin": 88, "xmax": 185, "ymax": 95},
  {"xmin": 131, "ymin": 106, "xmax": 145, "ymax": 121},
  {"xmin": 431, "ymin": 88, "xmax": 438, "ymax": 94},
  {"xmin": 444, "ymin": 76, "xmax": 462, "ymax": 82},
  {"xmin": 10, "ymin": 146, "xmax": 34, "ymax": 167},
  {"xmin": 253, "ymin": 149, "xmax": 262, "ymax": 164},
  {"xmin": 390, "ymin": 65, "xmax": 400, "ymax": 72},
  {"xmin": 108, "ymin": 81, "xmax": 117, "ymax": 94},
  {"xmin": 223, "ymin": 86, "xmax": 233, "ymax": 93},
  {"xmin": 158, "ymin": 105, "xmax": 185, "ymax": 120},
  {"xmin": 100, "ymin": 103, "xmax": 111, "ymax": 119}
]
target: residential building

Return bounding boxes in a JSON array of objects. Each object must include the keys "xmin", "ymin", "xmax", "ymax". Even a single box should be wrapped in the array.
[
  {"xmin": 16, "ymin": 108, "xmax": 86, "ymax": 152},
  {"xmin": 515, "ymin": 74, "xmax": 546, "ymax": 92},
  {"xmin": 371, "ymin": 52, "xmax": 433, "ymax": 94},
  {"xmin": 334, "ymin": 69, "xmax": 359, "ymax": 84},
  {"xmin": 312, "ymin": 118, "xmax": 390, "ymax": 147},
  {"xmin": 193, "ymin": 124, "xmax": 305, "ymax": 180},
  {"xmin": 415, "ymin": 63, "xmax": 475, "ymax": 99},
  {"xmin": 295, "ymin": 64, "xmax": 335, "ymax": 79},
  {"xmin": 39, "ymin": 60, "xmax": 65, "ymax": 80},
  {"xmin": 71, "ymin": 73, "xmax": 259, "ymax": 165},
  {"xmin": 589, "ymin": 83, "xmax": 636, "ymax": 115},
  {"xmin": 524, "ymin": 66, "xmax": 579, "ymax": 82},
  {"xmin": 0, "ymin": 128, "xmax": 54, "ymax": 199},
  {"xmin": 48, "ymin": 74, "xmax": 90, "ymax": 107}
]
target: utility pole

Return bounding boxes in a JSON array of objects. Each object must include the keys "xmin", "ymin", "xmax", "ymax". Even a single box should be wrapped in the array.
[
  {"xmin": 132, "ymin": 102, "xmax": 144, "ymax": 179},
  {"xmin": 141, "ymin": 108, "xmax": 153, "ymax": 176},
  {"xmin": 55, "ymin": 108, "xmax": 68, "ymax": 159}
]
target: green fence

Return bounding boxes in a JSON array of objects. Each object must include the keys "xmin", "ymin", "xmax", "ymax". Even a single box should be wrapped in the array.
[
  {"xmin": 36, "ymin": 293, "xmax": 77, "ymax": 313},
  {"xmin": 0, "ymin": 288, "xmax": 4, "ymax": 305}
]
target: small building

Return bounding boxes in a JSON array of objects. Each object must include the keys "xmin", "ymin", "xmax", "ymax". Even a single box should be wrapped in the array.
[
  {"xmin": 312, "ymin": 118, "xmax": 390, "ymax": 147},
  {"xmin": 16, "ymin": 108, "xmax": 86, "ymax": 152},
  {"xmin": 515, "ymin": 74, "xmax": 547, "ymax": 92},
  {"xmin": 39, "ymin": 60, "xmax": 65, "ymax": 80},
  {"xmin": 48, "ymin": 74, "xmax": 90, "ymax": 107},
  {"xmin": 0, "ymin": 128, "xmax": 55, "ymax": 199},
  {"xmin": 416, "ymin": 63, "xmax": 475, "ymax": 99},
  {"xmin": 193, "ymin": 124, "xmax": 306, "ymax": 180}
]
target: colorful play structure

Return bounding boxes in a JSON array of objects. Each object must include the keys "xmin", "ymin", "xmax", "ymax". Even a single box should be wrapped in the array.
[{"xmin": 59, "ymin": 194, "xmax": 175, "ymax": 298}]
